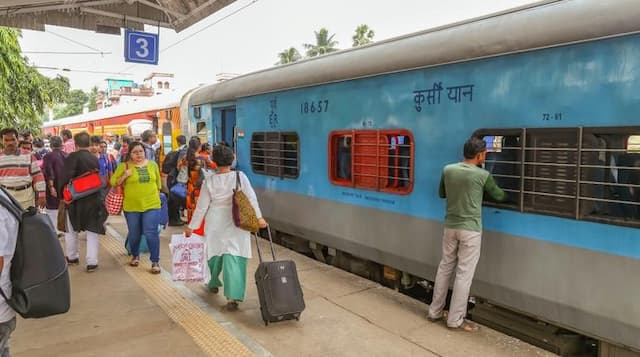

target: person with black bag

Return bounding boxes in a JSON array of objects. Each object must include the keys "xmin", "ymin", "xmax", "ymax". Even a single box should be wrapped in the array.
[
  {"xmin": 59, "ymin": 132, "xmax": 108, "ymax": 272},
  {"xmin": 161, "ymin": 135, "xmax": 187, "ymax": 226},
  {"xmin": 0, "ymin": 189, "xmax": 18, "ymax": 356},
  {"xmin": 186, "ymin": 144, "xmax": 267, "ymax": 311}
]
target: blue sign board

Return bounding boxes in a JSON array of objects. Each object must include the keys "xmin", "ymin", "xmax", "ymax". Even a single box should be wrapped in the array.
[{"xmin": 124, "ymin": 30, "xmax": 159, "ymax": 65}]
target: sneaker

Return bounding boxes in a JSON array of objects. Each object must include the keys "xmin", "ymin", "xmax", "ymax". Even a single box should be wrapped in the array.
[
  {"xmin": 208, "ymin": 286, "xmax": 219, "ymax": 294},
  {"xmin": 86, "ymin": 265, "xmax": 98, "ymax": 272},
  {"xmin": 66, "ymin": 257, "xmax": 80, "ymax": 265},
  {"xmin": 151, "ymin": 263, "xmax": 161, "ymax": 274}
]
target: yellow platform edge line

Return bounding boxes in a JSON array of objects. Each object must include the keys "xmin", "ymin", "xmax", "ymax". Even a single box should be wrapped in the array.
[{"xmin": 100, "ymin": 234, "xmax": 254, "ymax": 357}]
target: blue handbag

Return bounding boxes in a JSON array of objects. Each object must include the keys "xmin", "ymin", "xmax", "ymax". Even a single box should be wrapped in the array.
[{"xmin": 170, "ymin": 182, "xmax": 187, "ymax": 199}]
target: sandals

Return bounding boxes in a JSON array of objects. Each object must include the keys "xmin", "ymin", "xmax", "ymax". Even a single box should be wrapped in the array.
[
  {"xmin": 225, "ymin": 301, "xmax": 239, "ymax": 311},
  {"xmin": 448, "ymin": 320, "xmax": 480, "ymax": 332},
  {"xmin": 129, "ymin": 257, "xmax": 140, "ymax": 267},
  {"xmin": 427, "ymin": 311, "xmax": 448, "ymax": 323},
  {"xmin": 151, "ymin": 263, "xmax": 161, "ymax": 274}
]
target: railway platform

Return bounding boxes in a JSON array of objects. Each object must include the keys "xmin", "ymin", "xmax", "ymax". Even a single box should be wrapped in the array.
[{"xmin": 11, "ymin": 216, "xmax": 555, "ymax": 357}]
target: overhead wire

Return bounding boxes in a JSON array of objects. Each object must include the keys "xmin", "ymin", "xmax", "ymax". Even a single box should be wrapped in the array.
[
  {"xmin": 23, "ymin": 51, "xmax": 113, "ymax": 55},
  {"xmin": 117, "ymin": 0, "xmax": 259, "ymax": 74},
  {"xmin": 46, "ymin": 29, "xmax": 108, "ymax": 55},
  {"xmin": 34, "ymin": 66, "xmax": 133, "ymax": 76}
]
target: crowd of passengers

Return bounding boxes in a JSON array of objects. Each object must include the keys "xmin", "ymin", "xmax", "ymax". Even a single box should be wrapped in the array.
[{"xmin": 0, "ymin": 128, "xmax": 266, "ymax": 314}]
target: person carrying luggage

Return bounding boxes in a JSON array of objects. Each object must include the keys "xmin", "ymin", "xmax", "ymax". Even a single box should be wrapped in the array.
[
  {"xmin": 59, "ymin": 132, "xmax": 108, "ymax": 272},
  {"xmin": 110, "ymin": 142, "xmax": 163, "ymax": 274},
  {"xmin": 161, "ymin": 135, "xmax": 187, "ymax": 226},
  {"xmin": 186, "ymin": 144, "xmax": 267, "ymax": 311},
  {"xmin": 0, "ymin": 189, "xmax": 18, "ymax": 356}
]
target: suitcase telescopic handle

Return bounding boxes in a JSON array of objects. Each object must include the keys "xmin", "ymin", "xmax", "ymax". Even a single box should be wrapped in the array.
[{"xmin": 253, "ymin": 226, "xmax": 276, "ymax": 263}]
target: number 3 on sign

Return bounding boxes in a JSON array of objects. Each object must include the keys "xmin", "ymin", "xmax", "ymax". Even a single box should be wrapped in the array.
[{"xmin": 136, "ymin": 38, "xmax": 149, "ymax": 58}]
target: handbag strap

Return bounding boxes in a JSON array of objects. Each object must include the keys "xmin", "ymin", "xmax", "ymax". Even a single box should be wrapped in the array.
[
  {"xmin": 121, "ymin": 162, "xmax": 129, "ymax": 188},
  {"xmin": 235, "ymin": 170, "xmax": 241, "ymax": 191}
]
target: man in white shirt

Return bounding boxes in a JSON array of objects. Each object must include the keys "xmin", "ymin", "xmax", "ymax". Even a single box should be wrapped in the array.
[{"xmin": 0, "ymin": 190, "xmax": 18, "ymax": 356}]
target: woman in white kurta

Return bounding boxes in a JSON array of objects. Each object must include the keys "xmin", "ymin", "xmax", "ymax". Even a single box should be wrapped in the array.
[{"xmin": 186, "ymin": 144, "xmax": 267, "ymax": 310}]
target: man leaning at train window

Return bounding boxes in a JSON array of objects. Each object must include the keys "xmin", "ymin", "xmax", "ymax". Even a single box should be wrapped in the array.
[{"xmin": 427, "ymin": 136, "xmax": 507, "ymax": 332}]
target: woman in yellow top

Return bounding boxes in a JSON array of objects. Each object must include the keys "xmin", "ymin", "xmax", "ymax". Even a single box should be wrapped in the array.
[{"xmin": 110, "ymin": 141, "xmax": 163, "ymax": 274}]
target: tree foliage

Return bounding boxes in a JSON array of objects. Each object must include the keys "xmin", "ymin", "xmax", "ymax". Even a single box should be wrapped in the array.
[
  {"xmin": 352, "ymin": 24, "xmax": 375, "ymax": 47},
  {"xmin": 0, "ymin": 27, "xmax": 69, "ymax": 131},
  {"xmin": 54, "ymin": 89, "xmax": 88, "ymax": 119},
  {"xmin": 276, "ymin": 47, "xmax": 302, "ymax": 65},
  {"xmin": 303, "ymin": 28, "xmax": 339, "ymax": 57},
  {"xmin": 87, "ymin": 86, "xmax": 99, "ymax": 112}
]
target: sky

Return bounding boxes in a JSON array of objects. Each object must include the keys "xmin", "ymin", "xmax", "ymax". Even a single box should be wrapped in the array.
[{"xmin": 18, "ymin": 0, "xmax": 536, "ymax": 93}]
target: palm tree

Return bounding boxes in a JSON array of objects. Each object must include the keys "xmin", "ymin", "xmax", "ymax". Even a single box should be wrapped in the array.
[
  {"xmin": 352, "ymin": 24, "xmax": 375, "ymax": 47},
  {"xmin": 276, "ymin": 47, "xmax": 302, "ymax": 65},
  {"xmin": 303, "ymin": 28, "xmax": 339, "ymax": 57}
]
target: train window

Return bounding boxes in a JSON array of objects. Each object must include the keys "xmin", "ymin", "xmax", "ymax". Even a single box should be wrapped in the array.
[
  {"xmin": 579, "ymin": 128, "xmax": 640, "ymax": 227},
  {"xmin": 478, "ymin": 127, "xmax": 640, "ymax": 228},
  {"xmin": 523, "ymin": 128, "xmax": 578, "ymax": 218},
  {"xmin": 477, "ymin": 130, "xmax": 522, "ymax": 209},
  {"xmin": 329, "ymin": 129, "xmax": 413, "ymax": 194},
  {"xmin": 193, "ymin": 106, "xmax": 201, "ymax": 119},
  {"xmin": 196, "ymin": 122, "xmax": 207, "ymax": 137},
  {"xmin": 250, "ymin": 132, "xmax": 299, "ymax": 179},
  {"xmin": 628, "ymin": 135, "xmax": 640, "ymax": 152}
]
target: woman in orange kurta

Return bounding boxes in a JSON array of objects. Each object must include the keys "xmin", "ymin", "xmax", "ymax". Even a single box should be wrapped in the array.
[{"xmin": 182, "ymin": 139, "xmax": 216, "ymax": 235}]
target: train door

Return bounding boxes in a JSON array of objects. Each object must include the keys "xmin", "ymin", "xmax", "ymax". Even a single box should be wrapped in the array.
[
  {"xmin": 211, "ymin": 107, "xmax": 236, "ymax": 149},
  {"xmin": 221, "ymin": 108, "xmax": 237, "ymax": 151}
]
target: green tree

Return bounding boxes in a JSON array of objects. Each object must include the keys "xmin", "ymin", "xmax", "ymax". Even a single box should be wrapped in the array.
[
  {"xmin": 276, "ymin": 47, "xmax": 302, "ymax": 65},
  {"xmin": 87, "ymin": 86, "xmax": 99, "ymax": 112},
  {"xmin": 303, "ymin": 28, "xmax": 339, "ymax": 57},
  {"xmin": 0, "ymin": 27, "xmax": 69, "ymax": 131},
  {"xmin": 352, "ymin": 24, "xmax": 375, "ymax": 47},
  {"xmin": 54, "ymin": 89, "xmax": 88, "ymax": 119}
]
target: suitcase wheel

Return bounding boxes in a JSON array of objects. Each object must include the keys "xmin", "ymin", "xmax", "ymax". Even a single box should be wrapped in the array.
[{"xmin": 264, "ymin": 320, "xmax": 268, "ymax": 326}]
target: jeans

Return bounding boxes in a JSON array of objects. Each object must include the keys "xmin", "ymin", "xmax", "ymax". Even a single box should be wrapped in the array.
[
  {"xmin": 124, "ymin": 209, "xmax": 161, "ymax": 262},
  {"xmin": 0, "ymin": 317, "xmax": 16, "ymax": 357}
]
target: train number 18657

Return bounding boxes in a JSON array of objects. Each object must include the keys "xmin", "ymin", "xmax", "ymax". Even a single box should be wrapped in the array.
[{"xmin": 301, "ymin": 100, "xmax": 329, "ymax": 114}]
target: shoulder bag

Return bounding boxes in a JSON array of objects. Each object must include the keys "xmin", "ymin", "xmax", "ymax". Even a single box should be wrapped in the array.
[
  {"xmin": 232, "ymin": 171, "xmax": 259, "ymax": 233},
  {"xmin": 105, "ymin": 163, "xmax": 127, "ymax": 215},
  {"xmin": 62, "ymin": 170, "xmax": 107, "ymax": 204}
]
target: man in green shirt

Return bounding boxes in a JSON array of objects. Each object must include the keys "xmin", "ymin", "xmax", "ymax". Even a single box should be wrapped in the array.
[{"xmin": 427, "ymin": 136, "xmax": 506, "ymax": 332}]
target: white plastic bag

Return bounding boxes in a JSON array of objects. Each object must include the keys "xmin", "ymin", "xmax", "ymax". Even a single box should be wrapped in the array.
[{"xmin": 169, "ymin": 233, "xmax": 208, "ymax": 282}]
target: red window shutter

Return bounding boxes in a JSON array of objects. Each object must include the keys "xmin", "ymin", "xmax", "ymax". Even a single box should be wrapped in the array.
[{"xmin": 353, "ymin": 130, "xmax": 387, "ymax": 190}]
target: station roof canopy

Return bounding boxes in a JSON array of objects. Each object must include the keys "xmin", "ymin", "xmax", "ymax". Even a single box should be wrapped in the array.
[{"xmin": 0, "ymin": 0, "xmax": 236, "ymax": 33}]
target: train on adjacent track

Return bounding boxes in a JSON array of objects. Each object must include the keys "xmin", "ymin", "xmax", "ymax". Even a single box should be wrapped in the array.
[
  {"xmin": 42, "ymin": 92, "xmax": 183, "ymax": 162},
  {"xmin": 46, "ymin": 0, "xmax": 640, "ymax": 355}
]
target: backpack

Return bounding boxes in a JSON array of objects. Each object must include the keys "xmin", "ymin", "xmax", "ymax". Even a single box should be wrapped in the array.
[
  {"xmin": 162, "ymin": 150, "xmax": 181, "ymax": 188},
  {"xmin": 0, "ymin": 188, "xmax": 71, "ymax": 318}
]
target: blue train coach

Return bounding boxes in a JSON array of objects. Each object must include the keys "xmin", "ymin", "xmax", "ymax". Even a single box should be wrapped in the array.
[{"xmin": 182, "ymin": 0, "xmax": 640, "ymax": 353}]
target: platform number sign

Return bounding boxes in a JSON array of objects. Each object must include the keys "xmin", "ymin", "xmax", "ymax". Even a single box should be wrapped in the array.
[{"xmin": 124, "ymin": 30, "xmax": 159, "ymax": 65}]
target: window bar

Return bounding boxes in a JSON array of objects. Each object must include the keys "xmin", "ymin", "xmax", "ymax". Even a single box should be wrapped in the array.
[
  {"xmin": 278, "ymin": 132, "xmax": 283, "ymax": 179},
  {"xmin": 351, "ymin": 130, "xmax": 356, "ymax": 188},
  {"xmin": 376, "ymin": 130, "xmax": 381, "ymax": 191},
  {"xmin": 575, "ymin": 127, "xmax": 583, "ymax": 220},
  {"xmin": 519, "ymin": 128, "xmax": 526, "ymax": 213}
]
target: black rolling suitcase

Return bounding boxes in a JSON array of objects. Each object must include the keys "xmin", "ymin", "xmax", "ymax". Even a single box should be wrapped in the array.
[{"xmin": 254, "ymin": 227, "xmax": 305, "ymax": 325}]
